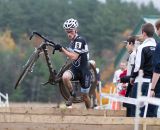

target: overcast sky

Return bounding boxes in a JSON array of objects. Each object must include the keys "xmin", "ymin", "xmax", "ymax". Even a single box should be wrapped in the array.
[
  {"xmin": 99, "ymin": 0, "xmax": 160, "ymax": 10},
  {"xmin": 122, "ymin": 0, "xmax": 160, "ymax": 10}
]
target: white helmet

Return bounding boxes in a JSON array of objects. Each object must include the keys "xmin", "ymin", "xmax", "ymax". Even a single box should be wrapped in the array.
[{"xmin": 63, "ymin": 18, "xmax": 79, "ymax": 30}]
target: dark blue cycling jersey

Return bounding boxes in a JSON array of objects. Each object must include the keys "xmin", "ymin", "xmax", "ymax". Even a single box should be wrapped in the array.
[
  {"xmin": 67, "ymin": 35, "xmax": 91, "ymax": 92},
  {"xmin": 67, "ymin": 35, "xmax": 89, "ymax": 69}
]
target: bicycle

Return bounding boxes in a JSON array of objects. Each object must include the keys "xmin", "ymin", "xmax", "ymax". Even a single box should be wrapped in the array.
[{"xmin": 14, "ymin": 31, "xmax": 97, "ymax": 104}]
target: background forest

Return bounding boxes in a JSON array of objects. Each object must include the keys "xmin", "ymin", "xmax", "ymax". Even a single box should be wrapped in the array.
[{"xmin": 0, "ymin": 0, "xmax": 159, "ymax": 102}]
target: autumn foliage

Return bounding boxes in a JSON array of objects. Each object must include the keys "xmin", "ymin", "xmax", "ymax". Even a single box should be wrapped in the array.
[
  {"xmin": 96, "ymin": 82, "xmax": 116, "ymax": 105},
  {"xmin": 0, "ymin": 30, "xmax": 16, "ymax": 51}
]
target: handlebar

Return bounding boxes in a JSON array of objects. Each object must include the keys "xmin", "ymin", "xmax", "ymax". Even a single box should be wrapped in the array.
[{"xmin": 29, "ymin": 31, "xmax": 56, "ymax": 45}]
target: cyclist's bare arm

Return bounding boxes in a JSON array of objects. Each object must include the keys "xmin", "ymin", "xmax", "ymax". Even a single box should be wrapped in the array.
[{"xmin": 61, "ymin": 47, "xmax": 79, "ymax": 60}]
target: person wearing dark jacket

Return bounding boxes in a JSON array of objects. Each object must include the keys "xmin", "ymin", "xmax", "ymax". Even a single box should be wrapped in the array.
[
  {"xmin": 130, "ymin": 23, "xmax": 156, "ymax": 117},
  {"xmin": 150, "ymin": 19, "xmax": 160, "ymax": 117}
]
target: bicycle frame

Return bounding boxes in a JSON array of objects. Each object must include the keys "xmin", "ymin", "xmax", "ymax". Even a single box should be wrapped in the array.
[{"xmin": 29, "ymin": 31, "xmax": 71, "ymax": 86}]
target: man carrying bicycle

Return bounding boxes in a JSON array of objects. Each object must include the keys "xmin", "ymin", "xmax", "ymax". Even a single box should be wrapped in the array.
[{"xmin": 54, "ymin": 18, "xmax": 91, "ymax": 109}]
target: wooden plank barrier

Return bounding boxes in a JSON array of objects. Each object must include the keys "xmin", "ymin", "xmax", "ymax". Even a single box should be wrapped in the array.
[
  {"xmin": 0, "ymin": 106, "xmax": 159, "ymax": 130},
  {"xmin": 0, "ymin": 106, "xmax": 126, "ymax": 116}
]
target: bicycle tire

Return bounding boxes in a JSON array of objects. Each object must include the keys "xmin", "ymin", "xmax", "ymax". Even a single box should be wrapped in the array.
[
  {"xmin": 14, "ymin": 50, "xmax": 39, "ymax": 89},
  {"xmin": 58, "ymin": 63, "xmax": 97, "ymax": 103}
]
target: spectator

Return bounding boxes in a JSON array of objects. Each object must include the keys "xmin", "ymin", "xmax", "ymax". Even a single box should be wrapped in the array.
[
  {"xmin": 119, "ymin": 69, "xmax": 127, "ymax": 96},
  {"xmin": 120, "ymin": 36, "xmax": 137, "ymax": 116},
  {"xmin": 150, "ymin": 19, "xmax": 160, "ymax": 117},
  {"xmin": 130, "ymin": 23, "xmax": 156, "ymax": 117},
  {"xmin": 113, "ymin": 61, "xmax": 127, "ymax": 95}
]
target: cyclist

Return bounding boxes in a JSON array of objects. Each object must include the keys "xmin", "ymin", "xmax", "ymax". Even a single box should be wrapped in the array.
[{"xmin": 54, "ymin": 18, "xmax": 91, "ymax": 109}]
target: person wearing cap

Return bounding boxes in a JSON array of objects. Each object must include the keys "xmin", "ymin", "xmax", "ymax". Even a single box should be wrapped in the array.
[
  {"xmin": 54, "ymin": 18, "xmax": 91, "ymax": 109},
  {"xmin": 150, "ymin": 19, "xmax": 160, "ymax": 117},
  {"xmin": 119, "ymin": 36, "xmax": 137, "ymax": 116}
]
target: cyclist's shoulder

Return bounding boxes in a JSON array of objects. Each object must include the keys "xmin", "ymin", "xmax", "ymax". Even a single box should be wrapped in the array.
[{"xmin": 76, "ymin": 35, "xmax": 87, "ymax": 43}]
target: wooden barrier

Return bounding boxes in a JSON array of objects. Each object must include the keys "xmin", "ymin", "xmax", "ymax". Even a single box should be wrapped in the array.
[
  {"xmin": 0, "ymin": 106, "xmax": 160, "ymax": 130},
  {"xmin": 0, "ymin": 106, "xmax": 126, "ymax": 116}
]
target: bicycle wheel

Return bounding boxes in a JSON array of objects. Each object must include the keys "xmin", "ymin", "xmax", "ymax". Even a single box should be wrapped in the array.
[
  {"xmin": 58, "ymin": 63, "xmax": 97, "ymax": 103},
  {"xmin": 14, "ymin": 50, "xmax": 40, "ymax": 89}
]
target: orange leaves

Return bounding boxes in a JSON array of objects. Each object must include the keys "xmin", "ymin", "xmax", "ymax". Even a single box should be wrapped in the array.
[
  {"xmin": 0, "ymin": 30, "xmax": 16, "ymax": 51},
  {"xmin": 96, "ymin": 83, "xmax": 116, "ymax": 105}
]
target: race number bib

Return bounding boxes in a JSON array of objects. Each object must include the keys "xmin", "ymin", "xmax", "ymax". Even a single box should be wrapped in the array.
[{"xmin": 75, "ymin": 42, "xmax": 82, "ymax": 49}]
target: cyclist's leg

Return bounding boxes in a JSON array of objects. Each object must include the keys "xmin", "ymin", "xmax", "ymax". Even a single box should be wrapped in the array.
[
  {"xmin": 82, "ymin": 93, "xmax": 91, "ymax": 109},
  {"xmin": 62, "ymin": 69, "xmax": 77, "ymax": 106},
  {"xmin": 80, "ymin": 71, "xmax": 91, "ymax": 109},
  {"xmin": 62, "ymin": 70, "xmax": 73, "ymax": 92}
]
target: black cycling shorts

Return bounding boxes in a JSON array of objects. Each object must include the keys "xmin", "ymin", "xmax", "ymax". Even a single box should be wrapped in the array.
[{"xmin": 69, "ymin": 66, "xmax": 91, "ymax": 93}]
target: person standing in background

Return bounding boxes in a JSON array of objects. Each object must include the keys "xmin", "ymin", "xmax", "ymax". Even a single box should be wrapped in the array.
[
  {"xmin": 120, "ymin": 36, "xmax": 137, "ymax": 117},
  {"xmin": 130, "ymin": 23, "xmax": 156, "ymax": 117},
  {"xmin": 150, "ymin": 19, "xmax": 160, "ymax": 117},
  {"xmin": 113, "ymin": 61, "xmax": 127, "ymax": 95}
]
